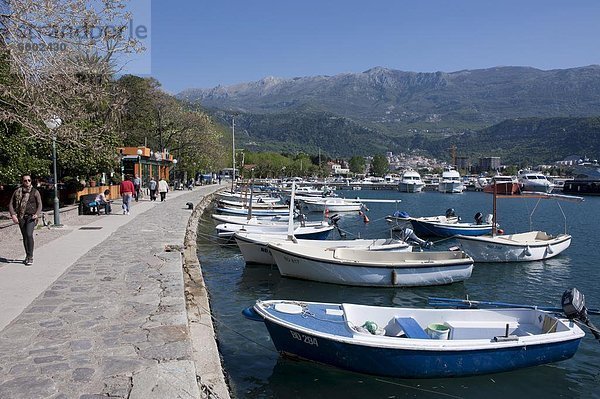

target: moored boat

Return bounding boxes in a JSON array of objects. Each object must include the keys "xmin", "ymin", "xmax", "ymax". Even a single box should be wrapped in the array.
[
  {"xmin": 455, "ymin": 231, "xmax": 571, "ymax": 262},
  {"xmin": 267, "ymin": 241, "xmax": 473, "ymax": 287},
  {"xmin": 438, "ymin": 167, "xmax": 464, "ymax": 193},
  {"xmin": 517, "ymin": 170, "xmax": 555, "ymax": 193},
  {"xmin": 234, "ymin": 232, "xmax": 411, "ymax": 264},
  {"xmin": 483, "ymin": 175, "xmax": 520, "ymax": 195},
  {"xmin": 398, "ymin": 170, "xmax": 425, "ymax": 193},
  {"xmin": 243, "ymin": 293, "xmax": 587, "ymax": 378}
]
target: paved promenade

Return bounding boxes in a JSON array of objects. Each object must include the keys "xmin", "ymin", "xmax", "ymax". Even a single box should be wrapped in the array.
[{"xmin": 0, "ymin": 185, "xmax": 229, "ymax": 398}]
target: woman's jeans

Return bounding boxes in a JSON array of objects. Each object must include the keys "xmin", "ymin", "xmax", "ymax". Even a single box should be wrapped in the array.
[{"xmin": 18, "ymin": 215, "xmax": 36, "ymax": 258}]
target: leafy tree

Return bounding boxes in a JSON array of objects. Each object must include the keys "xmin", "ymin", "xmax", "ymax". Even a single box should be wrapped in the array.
[
  {"xmin": 349, "ymin": 156, "xmax": 366, "ymax": 174},
  {"xmin": 371, "ymin": 154, "xmax": 389, "ymax": 176}
]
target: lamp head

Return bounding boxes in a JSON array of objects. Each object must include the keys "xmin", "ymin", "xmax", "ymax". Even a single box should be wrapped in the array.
[{"xmin": 45, "ymin": 116, "xmax": 62, "ymax": 130}]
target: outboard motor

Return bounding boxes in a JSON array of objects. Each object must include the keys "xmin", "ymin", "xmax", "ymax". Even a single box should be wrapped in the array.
[
  {"xmin": 562, "ymin": 288, "xmax": 600, "ymax": 341},
  {"xmin": 399, "ymin": 227, "xmax": 432, "ymax": 249},
  {"xmin": 474, "ymin": 212, "xmax": 483, "ymax": 225},
  {"xmin": 298, "ymin": 213, "xmax": 307, "ymax": 227},
  {"xmin": 329, "ymin": 214, "xmax": 346, "ymax": 238},
  {"xmin": 445, "ymin": 208, "xmax": 456, "ymax": 218}
]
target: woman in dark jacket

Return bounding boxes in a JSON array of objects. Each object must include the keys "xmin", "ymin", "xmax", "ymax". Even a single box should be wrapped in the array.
[{"xmin": 8, "ymin": 174, "xmax": 43, "ymax": 266}]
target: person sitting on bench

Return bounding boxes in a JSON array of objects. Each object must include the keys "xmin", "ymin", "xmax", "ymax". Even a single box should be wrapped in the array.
[{"xmin": 95, "ymin": 189, "xmax": 112, "ymax": 214}]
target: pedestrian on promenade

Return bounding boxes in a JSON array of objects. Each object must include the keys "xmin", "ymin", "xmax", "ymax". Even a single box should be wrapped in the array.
[
  {"xmin": 133, "ymin": 174, "xmax": 141, "ymax": 202},
  {"xmin": 218, "ymin": 175, "xmax": 222, "ymax": 185},
  {"xmin": 148, "ymin": 176, "xmax": 157, "ymax": 201},
  {"xmin": 95, "ymin": 189, "xmax": 112, "ymax": 214},
  {"xmin": 158, "ymin": 177, "xmax": 169, "ymax": 202},
  {"xmin": 120, "ymin": 175, "xmax": 135, "ymax": 215},
  {"xmin": 8, "ymin": 174, "xmax": 42, "ymax": 265}
]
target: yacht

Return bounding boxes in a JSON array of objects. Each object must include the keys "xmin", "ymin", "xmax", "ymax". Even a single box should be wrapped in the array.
[
  {"xmin": 517, "ymin": 170, "xmax": 554, "ymax": 193},
  {"xmin": 398, "ymin": 170, "xmax": 425, "ymax": 193},
  {"xmin": 438, "ymin": 167, "xmax": 464, "ymax": 193},
  {"xmin": 483, "ymin": 174, "xmax": 520, "ymax": 195}
]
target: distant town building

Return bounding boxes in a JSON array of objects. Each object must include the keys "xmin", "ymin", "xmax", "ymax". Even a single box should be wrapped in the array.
[
  {"xmin": 456, "ymin": 156, "xmax": 470, "ymax": 171},
  {"xmin": 479, "ymin": 157, "xmax": 501, "ymax": 172}
]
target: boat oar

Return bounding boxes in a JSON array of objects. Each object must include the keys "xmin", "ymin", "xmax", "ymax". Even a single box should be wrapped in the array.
[{"xmin": 428, "ymin": 297, "xmax": 600, "ymax": 316}]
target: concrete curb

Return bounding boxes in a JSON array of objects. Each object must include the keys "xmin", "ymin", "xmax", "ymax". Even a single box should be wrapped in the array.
[{"xmin": 183, "ymin": 191, "xmax": 231, "ymax": 399}]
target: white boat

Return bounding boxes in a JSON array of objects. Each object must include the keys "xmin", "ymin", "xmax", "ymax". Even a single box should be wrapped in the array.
[
  {"xmin": 216, "ymin": 191, "xmax": 281, "ymax": 204},
  {"xmin": 455, "ymin": 188, "xmax": 582, "ymax": 262},
  {"xmin": 234, "ymin": 232, "xmax": 411, "ymax": 264},
  {"xmin": 217, "ymin": 198, "xmax": 288, "ymax": 210},
  {"xmin": 243, "ymin": 291, "xmax": 588, "ymax": 378},
  {"xmin": 398, "ymin": 170, "xmax": 425, "ymax": 193},
  {"xmin": 438, "ymin": 167, "xmax": 464, "ymax": 193},
  {"xmin": 301, "ymin": 197, "xmax": 364, "ymax": 212},
  {"xmin": 517, "ymin": 170, "xmax": 555, "ymax": 193},
  {"xmin": 215, "ymin": 222, "xmax": 334, "ymax": 240},
  {"xmin": 455, "ymin": 231, "xmax": 572, "ymax": 262},
  {"xmin": 267, "ymin": 241, "xmax": 473, "ymax": 287},
  {"xmin": 211, "ymin": 214, "xmax": 291, "ymax": 224}
]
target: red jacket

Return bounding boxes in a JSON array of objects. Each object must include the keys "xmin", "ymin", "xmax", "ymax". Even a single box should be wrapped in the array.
[{"xmin": 120, "ymin": 180, "xmax": 135, "ymax": 195}]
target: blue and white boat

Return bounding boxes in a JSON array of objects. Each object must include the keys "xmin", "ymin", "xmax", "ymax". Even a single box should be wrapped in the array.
[
  {"xmin": 243, "ymin": 299, "xmax": 585, "ymax": 378},
  {"xmin": 407, "ymin": 212, "xmax": 493, "ymax": 237}
]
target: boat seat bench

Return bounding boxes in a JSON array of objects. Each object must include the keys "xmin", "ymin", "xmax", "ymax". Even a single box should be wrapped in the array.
[{"xmin": 394, "ymin": 317, "xmax": 430, "ymax": 339}]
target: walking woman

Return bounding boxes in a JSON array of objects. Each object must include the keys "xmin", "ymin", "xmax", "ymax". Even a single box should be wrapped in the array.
[
  {"xmin": 158, "ymin": 177, "xmax": 169, "ymax": 202},
  {"xmin": 8, "ymin": 174, "xmax": 42, "ymax": 266}
]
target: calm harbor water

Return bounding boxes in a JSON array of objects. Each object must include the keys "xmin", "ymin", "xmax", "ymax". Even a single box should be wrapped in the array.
[{"xmin": 197, "ymin": 190, "xmax": 600, "ymax": 399}]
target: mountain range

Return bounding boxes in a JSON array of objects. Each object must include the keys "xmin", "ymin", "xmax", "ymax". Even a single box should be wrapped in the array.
[{"xmin": 177, "ymin": 65, "xmax": 600, "ymax": 164}]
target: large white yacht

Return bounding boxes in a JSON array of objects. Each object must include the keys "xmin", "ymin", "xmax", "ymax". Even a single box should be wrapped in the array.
[
  {"xmin": 517, "ymin": 170, "xmax": 555, "ymax": 193},
  {"xmin": 438, "ymin": 167, "xmax": 464, "ymax": 193},
  {"xmin": 398, "ymin": 170, "xmax": 425, "ymax": 193}
]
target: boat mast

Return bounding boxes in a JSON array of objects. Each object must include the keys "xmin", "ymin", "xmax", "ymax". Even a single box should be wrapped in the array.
[
  {"xmin": 231, "ymin": 114, "xmax": 236, "ymax": 194},
  {"xmin": 492, "ymin": 181, "xmax": 497, "ymax": 236}
]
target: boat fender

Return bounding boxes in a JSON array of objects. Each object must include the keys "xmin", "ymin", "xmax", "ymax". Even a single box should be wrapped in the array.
[
  {"xmin": 497, "ymin": 229, "xmax": 504, "ymax": 235},
  {"xmin": 546, "ymin": 244, "xmax": 554, "ymax": 254},
  {"xmin": 523, "ymin": 246, "xmax": 532, "ymax": 257},
  {"xmin": 361, "ymin": 321, "xmax": 385, "ymax": 335},
  {"xmin": 362, "ymin": 213, "xmax": 370, "ymax": 223}
]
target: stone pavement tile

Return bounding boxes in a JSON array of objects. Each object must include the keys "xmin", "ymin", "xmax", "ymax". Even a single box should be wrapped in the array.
[{"xmin": 129, "ymin": 360, "xmax": 200, "ymax": 399}]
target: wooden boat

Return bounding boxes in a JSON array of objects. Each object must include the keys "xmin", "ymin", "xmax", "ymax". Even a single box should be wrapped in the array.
[
  {"xmin": 455, "ymin": 185, "xmax": 582, "ymax": 262},
  {"xmin": 267, "ymin": 241, "xmax": 473, "ymax": 287},
  {"xmin": 243, "ymin": 296, "xmax": 585, "ymax": 378},
  {"xmin": 234, "ymin": 232, "xmax": 411, "ymax": 264}
]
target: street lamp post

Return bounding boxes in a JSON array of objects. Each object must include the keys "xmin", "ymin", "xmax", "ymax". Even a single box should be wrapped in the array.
[
  {"xmin": 45, "ymin": 116, "xmax": 62, "ymax": 227},
  {"xmin": 172, "ymin": 159, "xmax": 178, "ymax": 188},
  {"xmin": 136, "ymin": 148, "xmax": 143, "ymax": 184}
]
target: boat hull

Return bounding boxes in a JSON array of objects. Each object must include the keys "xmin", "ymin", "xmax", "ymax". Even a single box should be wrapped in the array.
[
  {"xmin": 235, "ymin": 234, "xmax": 411, "ymax": 265},
  {"xmin": 398, "ymin": 182, "xmax": 425, "ymax": 193},
  {"xmin": 438, "ymin": 181, "xmax": 464, "ymax": 193},
  {"xmin": 483, "ymin": 182, "xmax": 520, "ymax": 195},
  {"xmin": 250, "ymin": 301, "xmax": 583, "ymax": 378},
  {"xmin": 269, "ymin": 245, "xmax": 473, "ymax": 287},
  {"xmin": 410, "ymin": 219, "xmax": 493, "ymax": 237},
  {"xmin": 456, "ymin": 233, "xmax": 571, "ymax": 262}
]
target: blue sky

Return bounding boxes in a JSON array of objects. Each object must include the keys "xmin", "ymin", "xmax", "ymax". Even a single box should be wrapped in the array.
[{"xmin": 145, "ymin": 0, "xmax": 600, "ymax": 93}]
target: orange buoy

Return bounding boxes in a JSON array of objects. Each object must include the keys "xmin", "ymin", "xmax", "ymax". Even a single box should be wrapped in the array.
[{"xmin": 363, "ymin": 214, "xmax": 370, "ymax": 223}]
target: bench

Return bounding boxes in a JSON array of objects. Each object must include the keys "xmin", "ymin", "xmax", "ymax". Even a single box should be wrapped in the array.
[
  {"xmin": 78, "ymin": 194, "xmax": 109, "ymax": 215},
  {"xmin": 394, "ymin": 317, "xmax": 430, "ymax": 339}
]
